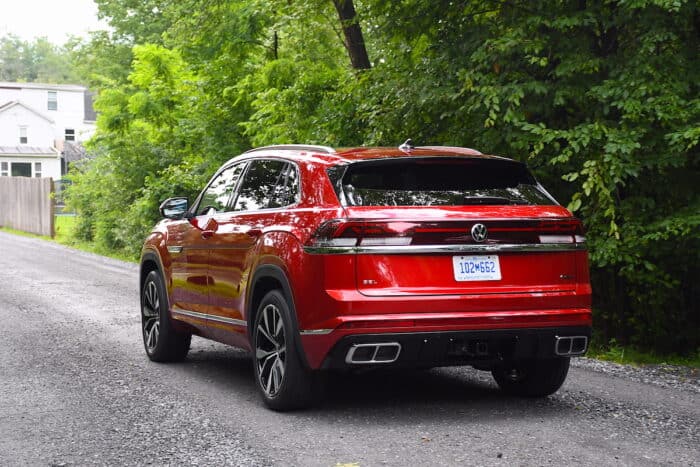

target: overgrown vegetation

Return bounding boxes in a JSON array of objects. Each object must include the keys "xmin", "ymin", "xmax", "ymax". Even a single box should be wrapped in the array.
[{"xmin": 3, "ymin": 0, "xmax": 698, "ymax": 355}]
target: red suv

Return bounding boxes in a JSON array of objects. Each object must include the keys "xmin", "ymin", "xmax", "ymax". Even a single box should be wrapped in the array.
[{"xmin": 140, "ymin": 143, "xmax": 592, "ymax": 410}]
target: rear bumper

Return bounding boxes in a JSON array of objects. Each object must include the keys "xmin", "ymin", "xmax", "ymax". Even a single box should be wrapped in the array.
[
  {"xmin": 299, "ymin": 308, "xmax": 592, "ymax": 369},
  {"xmin": 318, "ymin": 326, "xmax": 591, "ymax": 370}
]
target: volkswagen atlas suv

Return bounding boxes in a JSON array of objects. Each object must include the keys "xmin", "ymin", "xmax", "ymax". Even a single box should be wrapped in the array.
[{"xmin": 140, "ymin": 143, "xmax": 592, "ymax": 410}]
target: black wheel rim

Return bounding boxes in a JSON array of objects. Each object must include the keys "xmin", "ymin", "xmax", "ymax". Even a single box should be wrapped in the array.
[
  {"xmin": 142, "ymin": 280, "xmax": 160, "ymax": 353},
  {"xmin": 255, "ymin": 303, "xmax": 286, "ymax": 397}
]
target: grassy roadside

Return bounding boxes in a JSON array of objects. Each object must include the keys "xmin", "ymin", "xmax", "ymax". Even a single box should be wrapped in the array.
[
  {"xmin": 1, "ymin": 215, "xmax": 136, "ymax": 263},
  {"xmin": 587, "ymin": 340, "xmax": 700, "ymax": 367},
  {"xmin": 2, "ymin": 217, "xmax": 698, "ymax": 368}
]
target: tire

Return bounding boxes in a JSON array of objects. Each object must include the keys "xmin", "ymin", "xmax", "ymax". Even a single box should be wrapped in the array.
[
  {"xmin": 141, "ymin": 270, "xmax": 191, "ymax": 362},
  {"xmin": 252, "ymin": 290, "xmax": 316, "ymax": 411},
  {"xmin": 491, "ymin": 357, "xmax": 570, "ymax": 397}
]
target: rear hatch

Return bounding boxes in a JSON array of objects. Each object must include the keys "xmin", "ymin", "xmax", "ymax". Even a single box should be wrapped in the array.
[{"xmin": 315, "ymin": 156, "xmax": 586, "ymax": 297}]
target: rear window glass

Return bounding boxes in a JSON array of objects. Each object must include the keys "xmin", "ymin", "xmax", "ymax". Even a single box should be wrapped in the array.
[{"xmin": 334, "ymin": 157, "xmax": 555, "ymax": 206}]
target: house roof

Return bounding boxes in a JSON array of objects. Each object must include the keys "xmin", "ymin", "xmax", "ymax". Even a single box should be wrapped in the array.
[
  {"xmin": 0, "ymin": 146, "xmax": 58, "ymax": 155},
  {"xmin": 0, "ymin": 81, "xmax": 87, "ymax": 92},
  {"xmin": 0, "ymin": 100, "xmax": 55, "ymax": 123}
]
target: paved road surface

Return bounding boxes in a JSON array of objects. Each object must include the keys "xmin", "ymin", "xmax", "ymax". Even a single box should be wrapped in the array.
[{"xmin": 0, "ymin": 231, "xmax": 698, "ymax": 466}]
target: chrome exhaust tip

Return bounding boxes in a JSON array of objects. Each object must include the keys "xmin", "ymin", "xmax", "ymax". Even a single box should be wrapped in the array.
[
  {"xmin": 554, "ymin": 336, "xmax": 588, "ymax": 356},
  {"xmin": 345, "ymin": 342, "xmax": 402, "ymax": 364}
]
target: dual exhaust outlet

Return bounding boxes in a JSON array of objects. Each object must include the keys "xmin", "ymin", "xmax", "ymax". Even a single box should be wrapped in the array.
[
  {"xmin": 345, "ymin": 342, "xmax": 402, "ymax": 364},
  {"xmin": 555, "ymin": 335, "xmax": 588, "ymax": 356}
]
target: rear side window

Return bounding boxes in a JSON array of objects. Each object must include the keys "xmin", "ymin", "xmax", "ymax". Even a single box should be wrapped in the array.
[
  {"xmin": 335, "ymin": 157, "xmax": 555, "ymax": 206},
  {"xmin": 233, "ymin": 160, "xmax": 299, "ymax": 211}
]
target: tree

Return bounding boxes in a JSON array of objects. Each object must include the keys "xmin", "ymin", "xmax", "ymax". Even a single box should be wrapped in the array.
[
  {"xmin": 0, "ymin": 34, "xmax": 78, "ymax": 83},
  {"xmin": 332, "ymin": 0, "xmax": 371, "ymax": 69},
  {"xmin": 66, "ymin": 0, "xmax": 699, "ymax": 354}
]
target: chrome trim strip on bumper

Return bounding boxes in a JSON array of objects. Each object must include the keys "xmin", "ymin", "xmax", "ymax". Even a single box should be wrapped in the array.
[
  {"xmin": 299, "ymin": 329, "xmax": 334, "ymax": 336},
  {"xmin": 172, "ymin": 308, "xmax": 247, "ymax": 327},
  {"xmin": 303, "ymin": 243, "xmax": 587, "ymax": 255}
]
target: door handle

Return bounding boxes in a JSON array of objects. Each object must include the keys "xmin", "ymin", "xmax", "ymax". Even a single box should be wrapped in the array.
[{"xmin": 201, "ymin": 230, "xmax": 215, "ymax": 239}]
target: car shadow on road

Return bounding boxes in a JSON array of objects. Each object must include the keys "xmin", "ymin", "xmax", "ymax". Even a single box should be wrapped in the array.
[
  {"xmin": 314, "ymin": 367, "xmax": 568, "ymax": 420},
  {"xmin": 180, "ymin": 341, "xmax": 573, "ymax": 422}
]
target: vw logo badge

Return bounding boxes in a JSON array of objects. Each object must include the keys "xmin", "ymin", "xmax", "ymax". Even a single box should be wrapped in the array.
[{"xmin": 471, "ymin": 223, "xmax": 488, "ymax": 242}]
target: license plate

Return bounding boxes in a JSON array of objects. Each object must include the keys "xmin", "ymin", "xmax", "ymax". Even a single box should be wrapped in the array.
[{"xmin": 453, "ymin": 255, "xmax": 501, "ymax": 281}]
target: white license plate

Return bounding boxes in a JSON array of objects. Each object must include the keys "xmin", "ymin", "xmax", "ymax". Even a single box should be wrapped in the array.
[{"xmin": 453, "ymin": 255, "xmax": 502, "ymax": 281}]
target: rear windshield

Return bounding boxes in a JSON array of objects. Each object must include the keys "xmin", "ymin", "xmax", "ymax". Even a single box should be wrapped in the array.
[{"xmin": 331, "ymin": 157, "xmax": 555, "ymax": 207}]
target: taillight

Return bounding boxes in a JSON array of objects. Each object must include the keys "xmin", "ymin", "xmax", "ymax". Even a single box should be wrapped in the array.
[
  {"xmin": 307, "ymin": 220, "xmax": 415, "ymax": 247},
  {"xmin": 537, "ymin": 219, "xmax": 585, "ymax": 244},
  {"xmin": 306, "ymin": 218, "xmax": 586, "ymax": 247}
]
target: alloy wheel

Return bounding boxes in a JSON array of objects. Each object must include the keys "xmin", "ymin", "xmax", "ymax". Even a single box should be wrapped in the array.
[
  {"xmin": 255, "ymin": 303, "xmax": 286, "ymax": 397},
  {"xmin": 142, "ymin": 280, "xmax": 161, "ymax": 353}
]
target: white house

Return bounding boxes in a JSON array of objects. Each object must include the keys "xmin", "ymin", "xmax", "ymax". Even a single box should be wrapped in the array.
[{"xmin": 0, "ymin": 82, "xmax": 96, "ymax": 180}]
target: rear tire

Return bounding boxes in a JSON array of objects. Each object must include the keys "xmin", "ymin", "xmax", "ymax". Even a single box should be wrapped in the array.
[
  {"xmin": 253, "ymin": 290, "xmax": 316, "ymax": 411},
  {"xmin": 491, "ymin": 357, "xmax": 570, "ymax": 397},
  {"xmin": 141, "ymin": 270, "xmax": 191, "ymax": 362}
]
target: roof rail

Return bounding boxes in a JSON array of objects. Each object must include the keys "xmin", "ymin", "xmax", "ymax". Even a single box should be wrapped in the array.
[{"xmin": 243, "ymin": 144, "xmax": 336, "ymax": 155}]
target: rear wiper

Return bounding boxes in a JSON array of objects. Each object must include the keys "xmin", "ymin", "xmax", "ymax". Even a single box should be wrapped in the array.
[{"xmin": 461, "ymin": 196, "xmax": 526, "ymax": 205}]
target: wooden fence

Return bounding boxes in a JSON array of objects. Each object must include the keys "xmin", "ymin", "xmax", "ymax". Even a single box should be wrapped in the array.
[{"xmin": 0, "ymin": 177, "xmax": 54, "ymax": 237}]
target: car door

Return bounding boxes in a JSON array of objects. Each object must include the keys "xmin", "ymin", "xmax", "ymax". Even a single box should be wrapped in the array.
[
  {"xmin": 168, "ymin": 163, "xmax": 246, "ymax": 330},
  {"xmin": 207, "ymin": 159, "xmax": 298, "ymax": 344}
]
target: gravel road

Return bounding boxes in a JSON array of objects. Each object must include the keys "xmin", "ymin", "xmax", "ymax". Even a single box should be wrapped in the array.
[{"xmin": 0, "ymin": 231, "xmax": 698, "ymax": 466}]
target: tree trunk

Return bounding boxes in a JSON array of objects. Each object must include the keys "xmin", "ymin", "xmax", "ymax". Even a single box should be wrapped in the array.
[{"xmin": 332, "ymin": 0, "xmax": 371, "ymax": 70}]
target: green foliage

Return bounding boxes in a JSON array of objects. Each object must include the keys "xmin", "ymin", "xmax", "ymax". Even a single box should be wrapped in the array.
[
  {"xmin": 589, "ymin": 338, "xmax": 700, "ymax": 367},
  {"xmin": 0, "ymin": 34, "xmax": 79, "ymax": 83},
  {"xmin": 65, "ymin": 0, "xmax": 699, "ymax": 355}
]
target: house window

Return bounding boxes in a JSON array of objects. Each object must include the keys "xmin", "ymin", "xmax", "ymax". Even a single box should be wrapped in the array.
[
  {"xmin": 65, "ymin": 128, "xmax": 75, "ymax": 141},
  {"xmin": 34, "ymin": 162, "xmax": 42, "ymax": 178},
  {"xmin": 11, "ymin": 162, "xmax": 31, "ymax": 177},
  {"xmin": 19, "ymin": 126, "xmax": 28, "ymax": 144},
  {"xmin": 48, "ymin": 91, "xmax": 57, "ymax": 110},
  {"xmin": 1, "ymin": 162, "xmax": 8, "ymax": 176}
]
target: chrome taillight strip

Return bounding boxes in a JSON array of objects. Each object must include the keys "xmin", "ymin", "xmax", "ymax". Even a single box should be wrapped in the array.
[{"xmin": 303, "ymin": 243, "xmax": 587, "ymax": 255}]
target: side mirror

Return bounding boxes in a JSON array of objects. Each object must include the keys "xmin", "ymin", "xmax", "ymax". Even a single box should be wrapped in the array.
[{"xmin": 159, "ymin": 197, "xmax": 189, "ymax": 219}]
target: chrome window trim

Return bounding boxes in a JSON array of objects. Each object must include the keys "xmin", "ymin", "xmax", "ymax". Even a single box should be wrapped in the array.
[
  {"xmin": 302, "ymin": 243, "xmax": 587, "ymax": 255},
  {"xmin": 172, "ymin": 307, "xmax": 247, "ymax": 327}
]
